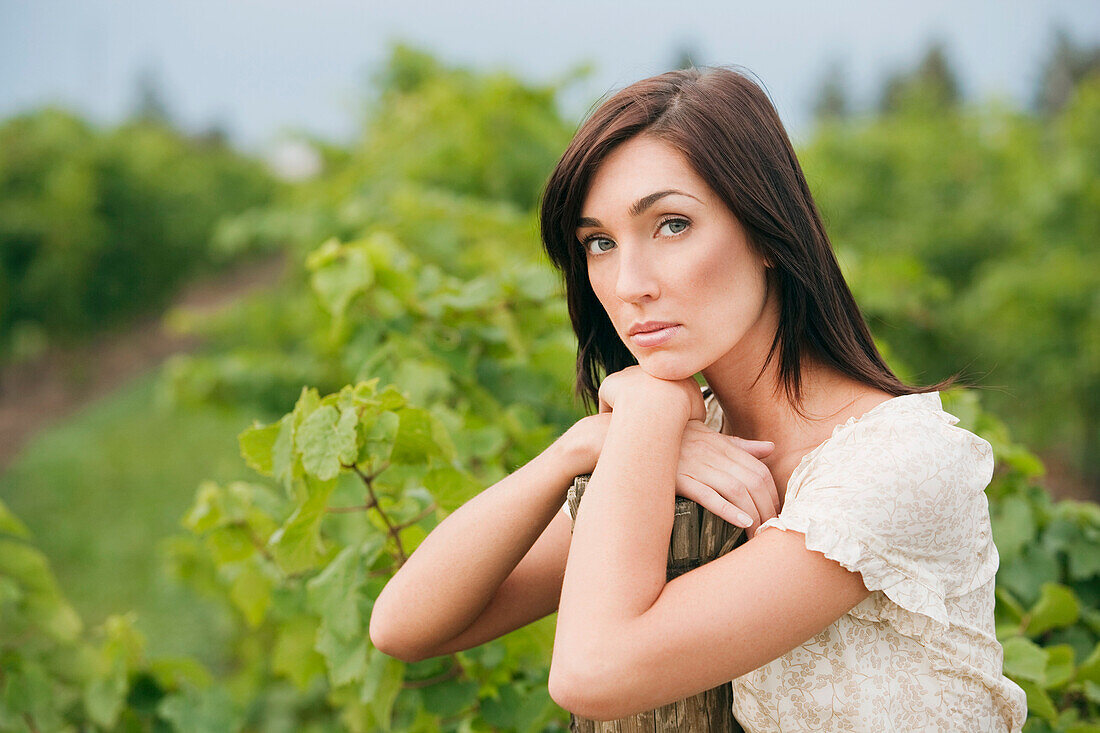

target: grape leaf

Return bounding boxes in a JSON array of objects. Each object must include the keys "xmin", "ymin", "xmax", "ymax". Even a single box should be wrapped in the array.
[
  {"xmin": 238, "ymin": 419, "xmax": 281, "ymax": 476},
  {"xmin": 297, "ymin": 405, "xmax": 359, "ymax": 481}
]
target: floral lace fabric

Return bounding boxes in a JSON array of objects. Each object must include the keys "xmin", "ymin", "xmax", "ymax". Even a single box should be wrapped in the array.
[{"xmin": 705, "ymin": 391, "xmax": 1028, "ymax": 732}]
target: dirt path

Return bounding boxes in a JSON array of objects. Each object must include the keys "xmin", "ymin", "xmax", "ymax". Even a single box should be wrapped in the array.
[{"xmin": 0, "ymin": 253, "xmax": 288, "ymax": 470}]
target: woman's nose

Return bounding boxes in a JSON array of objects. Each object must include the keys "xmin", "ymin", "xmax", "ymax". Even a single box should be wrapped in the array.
[{"xmin": 614, "ymin": 246, "xmax": 661, "ymax": 303}]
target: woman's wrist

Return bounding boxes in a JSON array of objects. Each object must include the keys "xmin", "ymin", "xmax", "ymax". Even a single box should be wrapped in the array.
[
  {"xmin": 560, "ymin": 413, "xmax": 611, "ymax": 476},
  {"xmin": 611, "ymin": 383, "xmax": 696, "ymax": 425}
]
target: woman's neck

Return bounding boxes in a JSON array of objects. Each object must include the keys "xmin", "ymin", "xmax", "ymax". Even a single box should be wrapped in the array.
[{"xmin": 704, "ymin": 354, "xmax": 861, "ymax": 441}]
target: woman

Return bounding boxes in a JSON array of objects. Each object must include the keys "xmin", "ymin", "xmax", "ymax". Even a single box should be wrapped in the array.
[{"xmin": 369, "ymin": 66, "xmax": 1028, "ymax": 731}]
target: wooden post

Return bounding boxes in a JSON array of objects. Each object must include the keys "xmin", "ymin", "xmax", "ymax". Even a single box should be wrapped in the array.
[{"xmin": 563, "ymin": 475, "xmax": 747, "ymax": 732}]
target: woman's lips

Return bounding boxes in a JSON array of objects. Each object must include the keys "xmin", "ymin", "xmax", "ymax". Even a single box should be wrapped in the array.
[{"xmin": 630, "ymin": 324, "xmax": 682, "ymax": 348}]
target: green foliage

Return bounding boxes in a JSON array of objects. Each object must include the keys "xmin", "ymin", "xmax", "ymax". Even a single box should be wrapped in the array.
[
  {"xmin": 0, "ymin": 108, "xmax": 277, "ymax": 359},
  {"xmin": 357, "ymin": 43, "xmax": 573, "ymax": 210},
  {"xmin": 162, "ymin": 378, "xmax": 566, "ymax": 731},
  {"xmin": 802, "ymin": 77, "xmax": 1100, "ymax": 481},
  {"xmin": 0, "ymin": 494, "xmax": 226, "ymax": 732}
]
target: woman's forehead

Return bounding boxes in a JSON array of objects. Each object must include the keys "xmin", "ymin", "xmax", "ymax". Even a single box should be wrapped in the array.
[{"xmin": 581, "ymin": 137, "xmax": 711, "ymax": 218}]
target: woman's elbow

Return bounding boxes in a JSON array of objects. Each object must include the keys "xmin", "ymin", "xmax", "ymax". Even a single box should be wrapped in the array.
[
  {"xmin": 368, "ymin": 605, "xmax": 430, "ymax": 663},
  {"xmin": 548, "ymin": 656, "xmax": 638, "ymax": 721}
]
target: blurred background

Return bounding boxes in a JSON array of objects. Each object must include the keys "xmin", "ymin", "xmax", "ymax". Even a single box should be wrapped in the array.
[{"xmin": 2, "ymin": 1, "xmax": 1099, "ymax": 730}]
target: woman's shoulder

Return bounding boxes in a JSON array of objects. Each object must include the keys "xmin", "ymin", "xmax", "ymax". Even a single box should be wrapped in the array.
[
  {"xmin": 763, "ymin": 390, "xmax": 1000, "ymax": 613},
  {"xmin": 795, "ymin": 391, "xmax": 992, "ymax": 487}
]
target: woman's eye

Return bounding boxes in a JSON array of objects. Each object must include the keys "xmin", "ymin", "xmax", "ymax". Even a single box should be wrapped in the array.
[
  {"xmin": 659, "ymin": 218, "xmax": 689, "ymax": 236},
  {"xmin": 583, "ymin": 237, "xmax": 615, "ymax": 255}
]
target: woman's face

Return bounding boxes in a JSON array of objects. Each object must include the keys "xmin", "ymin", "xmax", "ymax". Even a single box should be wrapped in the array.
[{"xmin": 577, "ymin": 134, "xmax": 774, "ymax": 382}]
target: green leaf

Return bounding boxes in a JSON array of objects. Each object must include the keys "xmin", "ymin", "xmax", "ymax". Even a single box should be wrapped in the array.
[
  {"xmin": 1002, "ymin": 636, "xmax": 1046, "ymax": 682},
  {"xmin": 361, "ymin": 649, "xmax": 405, "ymax": 731},
  {"xmin": 991, "ymin": 495, "xmax": 1034, "ymax": 563},
  {"xmin": 516, "ymin": 684, "xmax": 558, "ymax": 731},
  {"xmin": 83, "ymin": 611, "xmax": 144, "ymax": 726},
  {"xmin": 0, "ymin": 539, "xmax": 82, "ymax": 641},
  {"xmin": 1040, "ymin": 516, "xmax": 1079, "ymax": 555},
  {"xmin": 268, "ymin": 475, "xmax": 336, "ymax": 574},
  {"xmin": 148, "ymin": 657, "xmax": 213, "ymax": 690},
  {"xmin": 421, "ymin": 678, "xmax": 479, "ymax": 717},
  {"xmin": 358, "ymin": 410, "xmax": 400, "ymax": 465},
  {"xmin": 238, "ymin": 419, "xmax": 281, "ymax": 476},
  {"xmin": 1, "ymin": 660, "xmax": 54, "ymax": 723},
  {"xmin": 307, "ymin": 239, "xmax": 375, "ymax": 318},
  {"xmin": 229, "ymin": 562, "xmax": 273, "ymax": 628},
  {"xmin": 1083, "ymin": 607, "xmax": 1100, "ymax": 636},
  {"xmin": 376, "ymin": 385, "xmax": 407, "ymax": 412},
  {"xmin": 1064, "ymin": 723, "xmax": 1100, "ymax": 733},
  {"xmin": 423, "ymin": 466, "xmax": 480, "ymax": 511},
  {"xmin": 158, "ymin": 686, "xmax": 244, "ymax": 733},
  {"xmin": 395, "ymin": 359, "xmax": 453, "ymax": 405},
  {"xmin": 182, "ymin": 482, "xmax": 224, "ymax": 533},
  {"xmin": 84, "ymin": 655, "xmax": 128, "ymax": 728},
  {"xmin": 1078, "ymin": 641, "xmax": 1100, "ymax": 684},
  {"xmin": 480, "ymin": 685, "xmax": 521, "ymax": 728},
  {"xmin": 297, "ymin": 405, "xmax": 359, "ymax": 481},
  {"xmin": 1017, "ymin": 678, "xmax": 1058, "ymax": 723},
  {"xmin": 996, "ymin": 584, "xmax": 1027, "ymax": 624},
  {"xmin": 273, "ymin": 615, "xmax": 326, "ymax": 690},
  {"xmin": 1085, "ymin": 679, "xmax": 1100, "ymax": 704},
  {"xmin": 206, "ymin": 525, "xmax": 255, "ymax": 564},
  {"xmin": 999, "ymin": 544, "xmax": 1060, "ymax": 606},
  {"xmin": 1026, "ymin": 583, "xmax": 1080, "ymax": 637},
  {"xmin": 307, "ymin": 545, "xmax": 364, "ymax": 640},
  {"xmin": 1042, "ymin": 644, "xmax": 1074, "ymax": 689},
  {"xmin": 1067, "ymin": 536, "xmax": 1100, "ymax": 580},
  {"xmin": 391, "ymin": 407, "xmax": 455, "ymax": 465},
  {"xmin": 271, "ymin": 415, "xmax": 297, "ymax": 494},
  {"xmin": 315, "ymin": 629, "xmax": 369, "ymax": 686}
]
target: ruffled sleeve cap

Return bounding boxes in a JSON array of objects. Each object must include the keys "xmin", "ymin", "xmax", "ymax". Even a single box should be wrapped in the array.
[{"xmin": 758, "ymin": 392, "xmax": 998, "ymax": 638}]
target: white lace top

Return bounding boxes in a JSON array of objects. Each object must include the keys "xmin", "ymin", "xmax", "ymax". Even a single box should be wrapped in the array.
[
  {"xmin": 705, "ymin": 390, "xmax": 1028, "ymax": 732},
  {"xmin": 559, "ymin": 391, "xmax": 1028, "ymax": 730}
]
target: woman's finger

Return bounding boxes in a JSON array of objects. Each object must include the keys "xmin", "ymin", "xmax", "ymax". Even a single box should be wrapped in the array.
[
  {"xmin": 677, "ymin": 473, "xmax": 755, "ymax": 529},
  {"xmin": 724, "ymin": 435, "xmax": 775, "ymax": 459},
  {"xmin": 720, "ymin": 458, "xmax": 780, "ymax": 522},
  {"xmin": 691, "ymin": 449, "xmax": 776, "ymax": 525},
  {"xmin": 681, "ymin": 463, "xmax": 763, "ymax": 528},
  {"xmin": 715, "ymin": 439, "xmax": 781, "ymax": 515},
  {"xmin": 683, "ymin": 425, "xmax": 779, "ymax": 513}
]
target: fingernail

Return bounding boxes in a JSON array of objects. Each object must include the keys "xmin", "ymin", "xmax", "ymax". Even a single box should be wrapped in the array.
[{"xmin": 737, "ymin": 512, "xmax": 753, "ymax": 526}]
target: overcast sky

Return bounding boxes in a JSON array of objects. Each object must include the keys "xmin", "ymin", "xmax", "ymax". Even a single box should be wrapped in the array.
[{"xmin": 2, "ymin": 0, "xmax": 1099, "ymax": 152}]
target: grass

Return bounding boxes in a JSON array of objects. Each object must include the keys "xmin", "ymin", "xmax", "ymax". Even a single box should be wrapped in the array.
[{"xmin": 0, "ymin": 368, "xmax": 264, "ymax": 665}]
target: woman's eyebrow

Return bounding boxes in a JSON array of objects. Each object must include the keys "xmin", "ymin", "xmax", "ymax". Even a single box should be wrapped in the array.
[{"xmin": 576, "ymin": 189, "xmax": 702, "ymax": 229}]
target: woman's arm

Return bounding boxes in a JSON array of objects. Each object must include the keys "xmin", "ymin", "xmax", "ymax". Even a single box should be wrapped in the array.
[
  {"xmin": 551, "ymin": 378, "xmax": 695, "ymax": 666},
  {"xmin": 368, "ymin": 414, "xmax": 607, "ymax": 662},
  {"xmin": 549, "ymin": 374, "xmax": 871, "ymax": 720}
]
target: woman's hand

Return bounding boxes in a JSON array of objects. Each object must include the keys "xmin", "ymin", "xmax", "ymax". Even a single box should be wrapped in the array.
[
  {"xmin": 591, "ymin": 366, "xmax": 779, "ymax": 538},
  {"xmin": 597, "ymin": 366, "xmax": 706, "ymax": 423},
  {"xmin": 562, "ymin": 412, "xmax": 613, "ymax": 476},
  {"xmin": 676, "ymin": 420, "xmax": 780, "ymax": 540}
]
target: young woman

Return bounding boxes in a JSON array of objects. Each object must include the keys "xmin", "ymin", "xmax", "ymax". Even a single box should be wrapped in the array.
[{"xmin": 369, "ymin": 67, "xmax": 1028, "ymax": 731}]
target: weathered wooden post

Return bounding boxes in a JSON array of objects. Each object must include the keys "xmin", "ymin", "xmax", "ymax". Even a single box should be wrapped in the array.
[{"xmin": 563, "ymin": 474, "xmax": 747, "ymax": 732}]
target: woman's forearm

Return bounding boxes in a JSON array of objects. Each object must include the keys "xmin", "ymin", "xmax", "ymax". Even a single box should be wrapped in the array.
[
  {"xmin": 369, "ymin": 424, "xmax": 593, "ymax": 659},
  {"xmin": 554, "ymin": 394, "xmax": 688, "ymax": 662}
]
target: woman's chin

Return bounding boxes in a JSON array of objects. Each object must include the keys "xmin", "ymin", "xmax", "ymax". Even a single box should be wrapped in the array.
[{"xmin": 636, "ymin": 357, "xmax": 699, "ymax": 383}]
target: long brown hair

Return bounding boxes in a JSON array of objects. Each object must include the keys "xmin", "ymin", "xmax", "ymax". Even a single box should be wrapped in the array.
[{"xmin": 539, "ymin": 65, "xmax": 962, "ymax": 414}]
